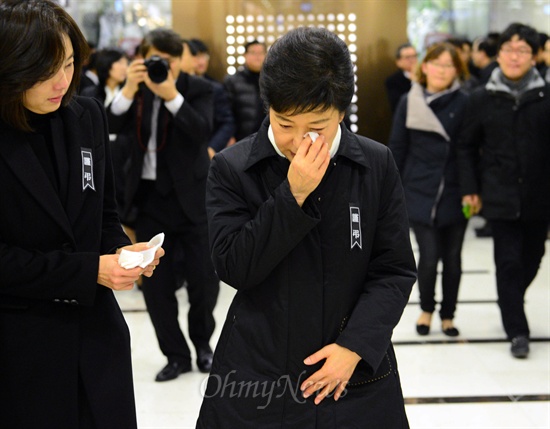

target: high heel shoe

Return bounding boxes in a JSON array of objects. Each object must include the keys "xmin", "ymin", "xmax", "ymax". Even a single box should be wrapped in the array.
[
  {"xmin": 442, "ymin": 326, "xmax": 460, "ymax": 337},
  {"xmin": 416, "ymin": 324, "xmax": 430, "ymax": 335}
]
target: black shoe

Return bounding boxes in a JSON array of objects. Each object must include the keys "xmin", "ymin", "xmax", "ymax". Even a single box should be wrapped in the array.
[
  {"xmin": 511, "ymin": 336, "xmax": 529, "ymax": 359},
  {"xmin": 196, "ymin": 346, "xmax": 214, "ymax": 373},
  {"xmin": 442, "ymin": 326, "xmax": 460, "ymax": 337},
  {"xmin": 155, "ymin": 361, "xmax": 192, "ymax": 382},
  {"xmin": 416, "ymin": 324, "xmax": 430, "ymax": 335},
  {"xmin": 474, "ymin": 224, "xmax": 492, "ymax": 237}
]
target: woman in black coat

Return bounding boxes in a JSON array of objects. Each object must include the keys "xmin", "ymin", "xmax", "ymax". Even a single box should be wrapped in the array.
[
  {"xmin": 0, "ymin": 2, "xmax": 163, "ymax": 427},
  {"xmin": 197, "ymin": 27, "xmax": 416, "ymax": 429},
  {"xmin": 81, "ymin": 48, "xmax": 130, "ymax": 215},
  {"xmin": 389, "ymin": 43, "xmax": 470, "ymax": 337}
]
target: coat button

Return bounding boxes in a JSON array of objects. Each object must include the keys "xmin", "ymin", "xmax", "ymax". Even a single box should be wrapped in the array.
[
  {"xmin": 70, "ymin": 299, "xmax": 79, "ymax": 306},
  {"xmin": 518, "ymin": 177, "xmax": 523, "ymax": 183},
  {"xmin": 317, "ymin": 197, "xmax": 322, "ymax": 202},
  {"xmin": 53, "ymin": 299, "xmax": 61, "ymax": 303}
]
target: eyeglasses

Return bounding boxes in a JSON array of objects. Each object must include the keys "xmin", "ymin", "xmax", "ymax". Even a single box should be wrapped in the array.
[
  {"xmin": 500, "ymin": 47, "xmax": 532, "ymax": 57},
  {"xmin": 427, "ymin": 61, "xmax": 455, "ymax": 70},
  {"xmin": 401, "ymin": 54, "xmax": 418, "ymax": 60}
]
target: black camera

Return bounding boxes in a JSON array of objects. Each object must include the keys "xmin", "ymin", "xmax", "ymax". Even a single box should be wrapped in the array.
[{"xmin": 144, "ymin": 55, "xmax": 169, "ymax": 83}]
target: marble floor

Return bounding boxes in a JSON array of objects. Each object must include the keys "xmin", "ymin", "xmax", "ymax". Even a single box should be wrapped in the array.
[{"xmin": 115, "ymin": 218, "xmax": 550, "ymax": 428}]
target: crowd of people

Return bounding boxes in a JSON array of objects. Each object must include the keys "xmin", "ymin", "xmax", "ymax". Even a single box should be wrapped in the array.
[
  {"xmin": 0, "ymin": 0, "xmax": 548, "ymax": 427},
  {"xmin": 386, "ymin": 25, "xmax": 550, "ymax": 360}
]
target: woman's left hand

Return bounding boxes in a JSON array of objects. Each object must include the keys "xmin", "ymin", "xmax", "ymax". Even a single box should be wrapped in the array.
[
  {"xmin": 117, "ymin": 243, "xmax": 165, "ymax": 277},
  {"xmin": 300, "ymin": 343, "xmax": 362, "ymax": 405}
]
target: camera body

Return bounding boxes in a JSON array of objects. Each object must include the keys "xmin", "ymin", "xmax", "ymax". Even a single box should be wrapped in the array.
[{"xmin": 144, "ymin": 55, "xmax": 170, "ymax": 83}]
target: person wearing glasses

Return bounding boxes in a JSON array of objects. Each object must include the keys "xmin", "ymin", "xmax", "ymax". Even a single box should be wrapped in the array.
[
  {"xmin": 389, "ymin": 42, "xmax": 469, "ymax": 338},
  {"xmin": 458, "ymin": 23, "xmax": 550, "ymax": 359},
  {"xmin": 385, "ymin": 43, "xmax": 418, "ymax": 114}
]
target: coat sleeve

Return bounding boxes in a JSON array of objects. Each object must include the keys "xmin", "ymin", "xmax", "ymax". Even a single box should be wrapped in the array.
[
  {"xmin": 172, "ymin": 76, "xmax": 213, "ymax": 148},
  {"xmin": 209, "ymin": 84, "xmax": 235, "ymax": 152},
  {"xmin": 206, "ymin": 151, "xmax": 320, "ymax": 290},
  {"xmin": 387, "ymin": 96, "xmax": 410, "ymax": 172},
  {"xmin": 457, "ymin": 91, "xmax": 483, "ymax": 196},
  {"xmin": 336, "ymin": 147, "xmax": 416, "ymax": 373}
]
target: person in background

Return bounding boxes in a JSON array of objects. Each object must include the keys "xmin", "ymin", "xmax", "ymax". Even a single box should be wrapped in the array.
[
  {"xmin": 448, "ymin": 37, "xmax": 480, "ymax": 92},
  {"xmin": 471, "ymin": 34, "xmax": 499, "ymax": 86},
  {"xmin": 107, "ymin": 28, "xmax": 220, "ymax": 381},
  {"xmin": 224, "ymin": 39, "xmax": 266, "ymax": 143},
  {"xmin": 535, "ymin": 32, "xmax": 549, "ymax": 78},
  {"xmin": 389, "ymin": 42, "xmax": 469, "ymax": 337},
  {"xmin": 385, "ymin": 43, "xmax": 418, "ymax": 114},
  {"xmin": 189, "ymin": 38, "xmax": 235, "ymax": 157},
  {"xmin": 81, "ymin": 48, "xmax": 130, "ymax": 215},
  {"xmin": 78, "ymin": 41, "xmax": 98, "ymax": 93},
  {"xmin": 458, "ymin": 23, "xmax": 550, "ymax": 359},
  {"xmin": 197, "ymin": 26, "xmax": 416, "ymax": 428},
  {"xmin": 544, "ymin": 36, "xmax": 550, "ymax": 83},
  {"xmin": 0, "ymin": 1, "xmax": 163, "ymax": 427}
]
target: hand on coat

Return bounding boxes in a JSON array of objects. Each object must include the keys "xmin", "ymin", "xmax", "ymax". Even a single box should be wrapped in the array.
[
  {"xmin": 301, "ymin": 343, "xmax": 361, "ymax": 405},
  {"xmin": 97, "ymin": 243, "xmax": 165, "ymax": 291},
  {"xmin": 288, "ymin": 134, "xmax": 330, "ymax": 207}
]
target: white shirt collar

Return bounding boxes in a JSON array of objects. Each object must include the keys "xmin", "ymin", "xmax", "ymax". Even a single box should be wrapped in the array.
[{"xmin": 268, "ymin": 124, "xmax": 342, "ymax": 159}]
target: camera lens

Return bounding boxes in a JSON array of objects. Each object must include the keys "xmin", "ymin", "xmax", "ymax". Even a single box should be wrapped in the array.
[{"xmin": 144, "ymin": 56, "xmax": 169, "ymax": 83}]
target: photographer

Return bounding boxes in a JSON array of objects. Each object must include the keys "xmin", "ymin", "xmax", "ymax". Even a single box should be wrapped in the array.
[{"xmin": 107, "ymin": 28, "xmax": 220, "ymax": 381}]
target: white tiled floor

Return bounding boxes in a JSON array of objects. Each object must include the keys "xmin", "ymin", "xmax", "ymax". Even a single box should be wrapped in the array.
[{"xmin": 115, "ymin": 218, "xmax": 550, "ymax": 428}]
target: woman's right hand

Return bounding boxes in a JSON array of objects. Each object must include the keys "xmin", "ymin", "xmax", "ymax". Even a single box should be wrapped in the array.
[{"xmin": 97, "ymin": 254, "xmax": 142, "ymax": 291}]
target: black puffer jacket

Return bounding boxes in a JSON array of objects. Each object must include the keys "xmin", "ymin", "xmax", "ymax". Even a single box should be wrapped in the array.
[
  {"xmin": 224, "ymin": 67, "xmax": 265, "ymax": 141},
  {"xmin": 389, "ymin": 82, "xmax": 468, "ymax": 227},
  {"xmin": 457, "ymin": 68, "xmax": 550, "ymax": 221}
]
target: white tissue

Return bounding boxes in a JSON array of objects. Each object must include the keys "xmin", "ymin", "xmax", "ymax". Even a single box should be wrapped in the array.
[
  {"xmin": 304, "ymin": 132, "xmax": 319, "ymax": 142},
  {"xmin": 118, "ymin": 233, "xmax": 165, "ymax": 269}
]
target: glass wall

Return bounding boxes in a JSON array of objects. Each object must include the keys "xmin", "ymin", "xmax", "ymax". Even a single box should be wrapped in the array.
[
  {"xmin": 62, "ymin": 0, "xmax": 172, "ymax": 56},
  {"xmin": 408, "ymin": 0, "xmax": 549, "ymax": 53}
]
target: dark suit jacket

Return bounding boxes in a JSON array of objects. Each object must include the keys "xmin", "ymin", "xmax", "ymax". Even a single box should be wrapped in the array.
[
  {"xmin": 0, "ymin": 96, "xmax": 136, "ymax": 428},
  {"xmin": 107, "ymin": 73, "xmax": 214, "ymax": 225},
  {"xmin": 385, "ymin": 70, "xmax": 412, "ymax": 114}
]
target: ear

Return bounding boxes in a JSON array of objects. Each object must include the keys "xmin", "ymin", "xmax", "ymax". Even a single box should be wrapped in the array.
[
  {"xmin": 338, "ymin": 112, "xmax": 345, "ymax": 123},
  {"xmin": 421, "ymin": 62, "xmax": 429, "ymax": 76}
]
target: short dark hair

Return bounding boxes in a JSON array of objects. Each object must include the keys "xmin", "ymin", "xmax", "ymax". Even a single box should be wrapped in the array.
[
  {"xmin": 396, "ymin": 43, "xmax": 415, "ymax": 59},
  {"xmin": 260, "ymin": 27, "xmax": 354, "ymax": 115},
  {"xmin": 190, "ymin": 38, "xmax": 209, "ymax": 54},
  {"xmin": 244, "ymin": 40, "xmax": 266, "ymax": 53},
  {"xmin": 475, "ymin": 36, "xmax": 498, "ymax": 58},
  {"xmin": 140, "ymin": 28, "xmax": 183, "ymax": 58},
  {"xmin": 498, "ymin": 23, "xmax": 539, "ymax": 55},
  {"xmin": 0, "ymin": 0, "xmax": 89, "ymax": 131},
  {"xmin": 182, "ymin": 39, "xmax": 198, "ymax": 56}
]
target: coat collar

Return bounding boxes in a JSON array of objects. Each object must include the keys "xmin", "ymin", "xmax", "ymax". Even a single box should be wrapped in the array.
[
  {"xmin": 0, "ymin": 99, "xmax": 90, "ymax": 240},
  {"xmin": 244, "ymin": 118, "xmax": 370, "ymax": 171}
]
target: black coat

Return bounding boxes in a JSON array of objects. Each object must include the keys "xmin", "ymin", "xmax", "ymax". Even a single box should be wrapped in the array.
[
  {"xmin": 205, "ymin": 76, "xmax": 236, "ymax": 153},
  {"xmin": 389, "ymin": 84, "xmax": 468, "ymax": 227},
  {"xmin": 0, "ymin": 96, "xmax": 136, "ymax": 428},
  {"xmin": 224, "ymin": 67, "xmax": 265, "ymax": 141},
  {"xmin": 457, "ymin": 80, "xmax": 550, "ymax": 221},
  {"xmin": 197, "ymin": 121, "xmax": 416, "ymax": 428},
  {"xmin": 385, "ymin": 70, "xmax": 412, "ymax": 114},
  {"xmin": 107, "ymin": 73, "xmax": 214, "ymax": 224}
]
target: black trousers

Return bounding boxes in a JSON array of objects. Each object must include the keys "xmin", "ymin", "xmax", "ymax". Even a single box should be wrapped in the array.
[
  {"xmin": 135, "ymin": 181, "xmax": 219, "ymax": 364},
  {"xmin": 491, "ymin": 219, "xmax": 548, "ymax": 339},
  {"xmin": 411, "ymin": 221, "xmax": 467, "ymax": 320}
]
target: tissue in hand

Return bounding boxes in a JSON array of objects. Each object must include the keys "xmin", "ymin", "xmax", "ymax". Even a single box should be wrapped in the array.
[{"xmin": 118, "ymin": 233, "xmax": 165, "ymax": 269}]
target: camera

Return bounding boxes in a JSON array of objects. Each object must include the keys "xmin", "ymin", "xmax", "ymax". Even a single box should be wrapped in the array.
[{"xmin": 144, "ymin": 55, "xmax": 170, "ymax": 83}]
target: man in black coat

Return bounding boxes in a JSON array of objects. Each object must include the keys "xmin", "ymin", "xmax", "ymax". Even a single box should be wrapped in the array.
[
  {"xmin": 385, "ymin": 43, "xmax": 418, "ymax": 114},
  {"xmin": 108, "ymin": 29, "xmax": 219, "ymax": 380},
  {"xmin": 458, "ymin": 23, "xmax": 550, "ymax": 359},
  {"xmin": 224, "ymin": 40, "xmax": 267, "ymax": 142}
]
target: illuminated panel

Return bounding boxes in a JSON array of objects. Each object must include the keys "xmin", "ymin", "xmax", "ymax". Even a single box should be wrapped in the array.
[{"xmin": 225, "ymin": 12, "xmax": 359, "ymax": 133}]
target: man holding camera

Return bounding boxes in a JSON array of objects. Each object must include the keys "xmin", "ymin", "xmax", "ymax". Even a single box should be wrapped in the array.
[{"xmin": 108, "ymin": 28, "xmax": 219, "ymax": 381}]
